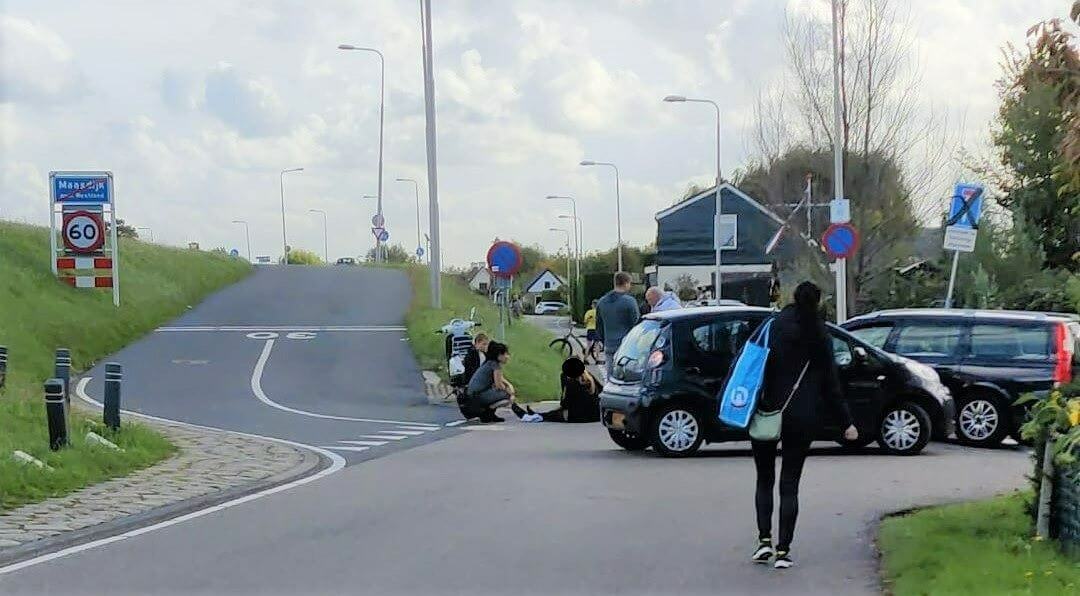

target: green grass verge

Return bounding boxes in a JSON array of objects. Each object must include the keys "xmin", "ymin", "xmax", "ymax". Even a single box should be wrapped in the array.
[
  {"xmin": 879, "ymin": 492, "xmax": 1080, "ymax": 595},
  {"xmin": 403, "ymin": 267, "xmax": 565, "ymax": 402},
  {"xmin": 0, "ymin": 221, "xmax": 251, "ymax": 511}
]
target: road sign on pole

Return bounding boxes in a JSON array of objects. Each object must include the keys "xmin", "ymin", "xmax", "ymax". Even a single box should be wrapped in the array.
[
  {"xmin": 943, "ymin": 183, "xmax": 985, "ymax": 308},
  {"xmin": 61, "ymin": 210, "xmax": 106, "ymax": 253},
  {"xmin": 821, "ymin": 222, "xmax": 860, "ymax": 259},
  {"xmin": 415, "ymin": 246, "xmax": 425, "ymax": 259},
  {"xmin": 49, "ymin": 171, "xmax": 119, "ymax": 306},
  {"xmin": 486, "ymin": 241, "xmax": 523, "ymax": 278},
  {"xmin": 372, "ymin": 213, "xmax": 385, "ymax": 228}
]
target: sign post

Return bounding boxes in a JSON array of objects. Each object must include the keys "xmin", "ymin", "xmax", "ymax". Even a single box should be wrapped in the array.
[
  {"xmin": 487, "ymin": 241, "xmax": 523, "ymax": 342},
  {"xmin": 49, "ymin": 171, "xmax": 119, "ymax": 306},
  {"xmin": 943, "ymin": 183, "xmax": 984, "ymax": 308}
]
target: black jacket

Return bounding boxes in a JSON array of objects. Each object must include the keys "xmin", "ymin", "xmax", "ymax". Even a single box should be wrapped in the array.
[
  {"xmin": 462, "ymin": 348, "xmax": 482, "ymax": 384},
  {"xmin": 759, "ymin": 305, "xmax": 853, "ymax": 439},
  {"xmin": 560, "ymin": 373, "xmax": 601, "ymax": 423}
]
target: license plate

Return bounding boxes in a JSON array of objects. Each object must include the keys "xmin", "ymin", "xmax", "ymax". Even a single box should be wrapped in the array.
[{"xmin": 610, "ymin": 412, "xmax": 625, "ymax": 430}]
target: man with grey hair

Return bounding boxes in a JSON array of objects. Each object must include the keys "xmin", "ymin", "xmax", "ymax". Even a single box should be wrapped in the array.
[{"xmin": 645, "ymin": 286, "xmax": 682, "ymax": 313}]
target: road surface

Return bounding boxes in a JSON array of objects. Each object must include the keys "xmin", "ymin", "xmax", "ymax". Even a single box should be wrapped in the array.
[{"xmin": 0, "ymin": 266, "xmax": 1031, "ymax": 594}]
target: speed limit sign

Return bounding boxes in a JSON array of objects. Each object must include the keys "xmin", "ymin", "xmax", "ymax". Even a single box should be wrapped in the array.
[{"xmin": 62, "ymin": 210, "xmax": 106, "ymax": 253}]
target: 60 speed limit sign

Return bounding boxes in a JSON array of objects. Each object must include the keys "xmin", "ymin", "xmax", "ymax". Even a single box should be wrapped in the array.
[{"xmin": 62, "ymin": 210, "xmax": 106, "ymax": 253}]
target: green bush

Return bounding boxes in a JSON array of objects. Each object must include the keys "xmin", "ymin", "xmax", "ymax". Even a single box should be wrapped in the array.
[{"xmin": 286, "ymin": 248, "xmax": 322, "ymax": 265}]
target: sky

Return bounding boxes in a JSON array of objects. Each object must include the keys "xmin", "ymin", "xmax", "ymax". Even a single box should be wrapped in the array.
[{"xmin": 0, "ymin": 0, "xmax": 1071, "ymax": 267}]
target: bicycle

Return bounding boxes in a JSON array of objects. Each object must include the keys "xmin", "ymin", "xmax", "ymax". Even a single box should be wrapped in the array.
[{"xmin": 548, "ymin": 321, "xmax": 602, "ymax": 364}]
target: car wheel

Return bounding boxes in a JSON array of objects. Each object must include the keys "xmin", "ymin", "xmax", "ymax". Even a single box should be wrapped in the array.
[
  {"xmin": 650, "ymin": 404, "xmax": 704, "ymax": 457},
  {"xmin": 608, "ymin": 429, "xmax": 648, "ymax": 451},
  {"xmin": 877, "ymin": 402, "xmax": 931, "ymax": 455},
  {"xmin": 955, "ymin": 393, "xmax": 1010, "ymax": 447}
]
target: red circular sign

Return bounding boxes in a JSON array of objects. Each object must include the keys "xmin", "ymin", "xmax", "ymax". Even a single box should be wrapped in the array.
[
  {"xmin": 62, "ymin": 210, "xmax": 106, "ymax": 253},
  {"xmin": 486, "ymin": 241, "xmax": 523, "ymax": 278},
  {"xmin": 821, "ymin": 222, "xmax": 860, "ymax": 259}
]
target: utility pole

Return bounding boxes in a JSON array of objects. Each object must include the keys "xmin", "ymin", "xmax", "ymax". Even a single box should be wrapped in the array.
[
  {"xmin": 830, "ymin": 0, "xmax": 848, "ymax": 322},
  {"xmin": 420, "ymin": 0, "xmax": 441, "ymax": 307}
]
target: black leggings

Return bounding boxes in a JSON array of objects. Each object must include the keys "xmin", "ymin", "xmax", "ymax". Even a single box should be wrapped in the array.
[{"xmin": 751, "ymin": 437, "xmax": 811, "ymax": 551}]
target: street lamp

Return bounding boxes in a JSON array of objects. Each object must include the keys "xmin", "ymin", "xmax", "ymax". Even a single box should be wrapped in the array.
[
  {"xmin": 557, "ymin": 214, "xmax": 581, "ymax": 289},
  {"xmin": 546, "ymin": 195, "xmax": 581, "ymax": 285},
  {"xmin": 579, "ymin": 160, "xmax": 623, "ymax": 271},
  {"xmin": 338, "ymin": 44, "xmax": 385, "ymax": 263},
  {"xmin": 280, "ymin": 167, "xmax": 304, "ymax": 264},
  {"xmin": 231, "ymin": 220, "xmax": 251, "ymax": 262},
  {"xmin": 396, "ymin": 177, "xmax": 424, "ymax": 262},
  {"xmin": 136, "ymin": 227, "xmax": 153, "ymax": 242},
  {"xmin": 308, "ymin": 209, "xmax": 328, "ymax": 264},
  {"xmin": 549, "ymin": 227, "xmax": 573, "ymax": 318},
  {"xmin": 664, "ymin": 94, "xmax": 724, "ymax": 298}
]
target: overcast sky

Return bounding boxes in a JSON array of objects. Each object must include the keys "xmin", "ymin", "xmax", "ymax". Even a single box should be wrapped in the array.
[{"xmin": 0, "ymin": 0, "xmax": 1069, "ymax": 266}]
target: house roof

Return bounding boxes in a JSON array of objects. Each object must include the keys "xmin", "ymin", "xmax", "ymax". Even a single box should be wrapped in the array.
[
  {"xmin": 523, "ymin": 268, "xmax": 566, "ymax": 293},
  {"xmin": 466, "ymin": 267, "xmax": 490, "ymax": 284},
  {"xmin": 655, "ymin": 183, "xmax": 786, "ymax": 226}
]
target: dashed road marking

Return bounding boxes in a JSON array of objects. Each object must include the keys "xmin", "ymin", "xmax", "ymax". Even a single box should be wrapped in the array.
[
  {"xmin": 359, "ymin": 434, "xmax": 408, "ymax": 441},
  {"xmin": 339, "ymin": 440, "xmax": 389, "ymax": 447},
  {"xmin": 322, "ymin": 445, "xmax": 370, "ymax": 452},
  {"xmin": 378, "ymin": 430, "xmax": 426, "ymax": 436}
]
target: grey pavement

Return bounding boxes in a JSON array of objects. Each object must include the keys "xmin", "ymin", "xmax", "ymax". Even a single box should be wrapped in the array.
[{"xmin": 0, "ymin": 420, "xmax": 1029, "ymax": 595}]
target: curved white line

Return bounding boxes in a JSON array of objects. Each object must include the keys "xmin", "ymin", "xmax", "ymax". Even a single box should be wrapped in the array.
[
  {"xmin": 249, "ymin": 339, "xmax": 440, "ymax": 428},
  {"xmin": 0, "ymin": 378, "xmax": 346, "ymax": 578}
]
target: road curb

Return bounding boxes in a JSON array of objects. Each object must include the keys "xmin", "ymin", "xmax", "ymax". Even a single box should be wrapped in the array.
[{"xmin": 0, "ymin": 441, "xmax": 327, "ymax": 569}]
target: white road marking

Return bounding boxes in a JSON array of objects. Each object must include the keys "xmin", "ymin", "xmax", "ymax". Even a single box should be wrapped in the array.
[
  {"xmin": 249, "ymin": 339, "xmax": 440, "ymax": 429},
  {"xmin": 321, "ymin": 445, "xmax": 370, "ymax": 452},
  {"xmin": 158, "ymin": 325, "xmax": 406, "ymax": 332},
  {"xmin": 444, "ymin": 420, "xmax": 467, "ymax": 427},
  {"xmin": 359, "ymin": 434, "xmax": 408, "ymax": 441},
  {"xmin": 377, "ymin": 430, "xmax": 426, "ymax": 436},
  {"xmin": 338, "ymin": 440, "xmax": 388, "ymax": 447},
  {"xmin": 460, "ymin": 425, "xmax": 507, "ymax": 431},
  {"xmin": 394, "ymin": 426, "xmax": 440, "ymax": 432},
  {"xmin": 0, "ymin": 378, "xmax": 348, "ymax": 579}
]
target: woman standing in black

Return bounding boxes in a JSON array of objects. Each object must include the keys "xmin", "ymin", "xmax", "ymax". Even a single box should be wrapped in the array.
[{"xmin": 750, "ymin": 282, "xmax": 857, "ymax": 569}]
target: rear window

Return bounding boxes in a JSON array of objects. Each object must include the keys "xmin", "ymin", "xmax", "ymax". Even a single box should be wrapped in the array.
[
  {"xmin": 894, "ymin": 322, "xmax": 963, "ymax": 357},
  {"xmin": 611, "ymin": 320, "xmax": 664, "ymax": 380},
  {"xmin": 969, "ymin": 323, "xmax": 1052, "ymax": 361}
]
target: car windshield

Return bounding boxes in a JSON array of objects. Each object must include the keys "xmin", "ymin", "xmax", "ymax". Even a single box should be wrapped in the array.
[{"xmin": 611, "ymin": 320, "xmax": 664, "ymax": 381}]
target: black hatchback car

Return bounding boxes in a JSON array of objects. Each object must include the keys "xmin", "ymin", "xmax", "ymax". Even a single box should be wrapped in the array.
[
  {"xmin": 600, "ymin": 307, "xmax": 955, "ymax": 457},
  {"xmin": 843, "ymin": 309, "xmax": 1080, "ymax": 447}
]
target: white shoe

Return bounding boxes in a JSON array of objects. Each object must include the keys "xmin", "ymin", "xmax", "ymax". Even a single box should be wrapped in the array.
[
  {"xmin": 773, "ymin": 551, "xmax": 793, "ymax": 569},
  {"xmin": 522, "ymin": 413, "xmax": 544, "ymax": 423}
]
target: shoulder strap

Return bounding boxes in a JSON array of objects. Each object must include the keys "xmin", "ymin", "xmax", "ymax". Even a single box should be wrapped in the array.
[
  {"xmin": 750, "ymin": 318, "xmax": 774, "ymax": 348},
  {"xmin": 778, "ymin": 361, "xmax": 810, "ymax": 414}
]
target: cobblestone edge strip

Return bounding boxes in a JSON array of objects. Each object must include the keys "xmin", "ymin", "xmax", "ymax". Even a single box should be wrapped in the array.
[{"xmin": 0, "ymin": 405, "xmax": 326, "ymax": 568}]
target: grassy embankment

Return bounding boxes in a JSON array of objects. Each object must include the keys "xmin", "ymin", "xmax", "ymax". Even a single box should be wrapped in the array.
[
  {"xmin": 0, "ymin": 221, "xmax": 251, "ymax": 511},
  {"xmin": 879, "ymin": 492, "xmax": 1080, "ymax": 595},
  {"xmin": 403, "ymin": 266, "xmax": 565, "ymax": 402}
]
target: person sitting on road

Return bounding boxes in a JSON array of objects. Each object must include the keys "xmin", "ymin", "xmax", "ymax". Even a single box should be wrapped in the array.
[
  {"xmin": 464, "ymin": 341, "xmax": 516, "ymax": 423},
  {"xmin": 510, "ymin": 357, "xmax": 601, "ymax": 423},
  {"xmin": 645, "ymin": 286, "xmax": 682, "ymax": 312}
]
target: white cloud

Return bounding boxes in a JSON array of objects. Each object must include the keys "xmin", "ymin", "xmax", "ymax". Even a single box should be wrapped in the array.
[
  {"xmin": 0, "ymin": 15, "xmax": 83, "ymax": 104},
  {"xmin": 202, "ymin": 63, "xmax": 290, "ymax": 137}
]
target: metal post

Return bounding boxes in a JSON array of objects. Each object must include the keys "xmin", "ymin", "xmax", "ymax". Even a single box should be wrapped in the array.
[
  {"xmin": 104, "ymin": 362, "xmax": 122, "ymax": 431},
  {"xmin": 421, "ymin": 0, "xmax": 442, "ymax": 308},
  {"xmin": 944, "ymin": 250, "xmax": 961, "ymax": 308},
  {"xmin": 45, "ymin": 378, "xmax": 68, "ymax": 450},
  {"xmin": 55, "ymin": 348, "xmax": 71, "ymax": 409},
  {"xmin": 49, "ymin": 181, "xmax": 58, "ymax": 276},
  {"xmin": 0, "ymin": 345, "xmax": 7, "ymax": 390},
  {"xmin": 280, "ymin": 171, "xmax": 288, "ymax": 264},
  {"xmin": 110, "ymin": 180, "xmax": 120, "ymax": 307},
  {"xmin": 830, "ymin": 0, "xmax": 848, "ymax": 323}
]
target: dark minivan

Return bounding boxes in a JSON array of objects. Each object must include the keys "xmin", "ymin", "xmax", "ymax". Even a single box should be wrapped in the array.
[
  {"xmin": 600, "ymin": 307, "xmax": 955, "ymax": 457},
  {"xmin": 843, "ymin": 309, "xmax": 1080, "ymax": 447}
]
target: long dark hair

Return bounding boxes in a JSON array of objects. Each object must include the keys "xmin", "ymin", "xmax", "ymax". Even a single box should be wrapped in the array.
[
  {"xmin": 485, "ymin": 341, "xmax": 509, "ymax": 361},
  {"xmin": 793, "ymin": 281, "xmax": 827, "ymax": 345}
]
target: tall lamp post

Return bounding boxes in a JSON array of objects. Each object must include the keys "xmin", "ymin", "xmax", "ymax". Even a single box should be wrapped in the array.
[
  {"xmin": 396, "ymin": 177, "xmax": 424, "ymax": 262},
  {"xmin": 557, "ymin": 214, "xmax": 581, "ymax": 287},
  {"xmin": 664, "ymin": 94, "xmax": 724, "ymax": 299},
  {"xmin": 829, "ymin": 0, "xmax": 848, "ymax": 322},
  {"xmin": 280, "ymin": 167, "xmax": 304, "ymax": 264},
  {"xmin": 546, "ymin": 195, "xmax": 580, "ymax": 284},
  {"xmin": 579, "ymin": 160, "xmax": 622, "ymax": 271},
  {"xmin": 549, "ymin": 227, "xmax": 573, "ymax": 317},
  {"xmin": 231, "ymin": 220, "xmax": 251, "ymax": 262},
  {"xmin": 419, "ymin": 0, "xmax": 442, "ymax": 308},
  {"xmin": 136, "ymin": 227, "xmax": 153, "ymax": 242},
  {"xmin": 337, "ymin": 44, "xmax": 385, "ymax": 263},
  {"xmin": 308, "ymin": 209, "xmax": 329, "ymax": 264}
]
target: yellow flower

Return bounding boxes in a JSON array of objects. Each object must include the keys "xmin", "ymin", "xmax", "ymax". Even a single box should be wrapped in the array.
[
  {"xmin": 1068, "ymin": 401, "xmax": 1080, "ymax": 427},
  {"xmin": 1025, "ymin": 571, "xmax": 1035, "ymax": 579}
]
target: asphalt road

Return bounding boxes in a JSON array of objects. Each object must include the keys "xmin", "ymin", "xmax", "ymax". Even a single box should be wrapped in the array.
[
  {"xmin": 77, "ymin": 265, "xmax": 462, "ymax": 463},
  {"xmin": 2, "ymin": 421, "xmax": 1028, "ymax": 595},
  {"xmin": 0, "ymin": 266, "xmax": 1033, "ymax": 594}
]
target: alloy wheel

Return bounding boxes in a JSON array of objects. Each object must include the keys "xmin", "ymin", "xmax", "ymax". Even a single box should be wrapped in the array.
[
  {"xmin": 959, "ymin": 399, "xmax": 999, "ymax": 441},
  {"xmin": 658, "ymin": 409, "xmax": 699, "ymax": 452},
  {"xmin": 881, "ymin": 409, "xmax": 921, "ymax": 452}
]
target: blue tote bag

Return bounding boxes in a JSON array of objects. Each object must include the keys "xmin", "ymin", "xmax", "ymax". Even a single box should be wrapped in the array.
[{"xmin": 718, "ymin": 318, "xmax": 774, "ymax": 429}]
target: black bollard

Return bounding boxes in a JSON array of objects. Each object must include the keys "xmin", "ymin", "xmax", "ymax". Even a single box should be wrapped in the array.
[
  {"xmin": 104, "ymin": 363, "xmax": 122, "ymax": 431},
  {"xmin": 45, "ymin": 378, "xmax": 68, "ymax": 450},
  {"xmin": 0, "ymin": 345, "xmax": 7, "ymax": 390},
  {"xmin": 55, "ymin": 348, "xmax": 71, "ymax": 407}
]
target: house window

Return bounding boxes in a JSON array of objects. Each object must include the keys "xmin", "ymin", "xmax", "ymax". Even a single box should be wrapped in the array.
[
  {"xmin": 479, "ymin": 282, "xmax": 488, "ymax": 291},
  {"xmin": 544, "ymin": 281, "xmax": 551, "ymax": 289},
  {"xmin": 716, "ymin": 214, "xmax": 737, "ymax": 251}
]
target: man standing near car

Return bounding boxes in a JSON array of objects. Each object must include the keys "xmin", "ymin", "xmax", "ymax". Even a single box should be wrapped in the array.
[{"xmin": 595, "ymin": 272, "xmax": 640, "ymax": 380}]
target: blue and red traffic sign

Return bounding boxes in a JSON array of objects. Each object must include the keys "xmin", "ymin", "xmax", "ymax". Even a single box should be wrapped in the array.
[
  {"xmin": 822, "ymin": 222, "xmax": 860, "ymax": 259},
  {"xmin": 486, "ymin": 241, "xmax": 523, "ymax": 278}
]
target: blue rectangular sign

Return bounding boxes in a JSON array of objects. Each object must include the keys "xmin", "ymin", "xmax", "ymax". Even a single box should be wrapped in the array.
[
  {"xmin": 947, "ymin": 183, "xmax": 984, "ymax": 230},
  {"xmin": 51, "ymin": 172, "xmax": 111, "ymax": 204}
]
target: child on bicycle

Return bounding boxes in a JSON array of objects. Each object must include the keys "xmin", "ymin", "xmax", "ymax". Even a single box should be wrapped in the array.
[{"xmin": 584, "ymin": 300, "xmax": 600, "ymax": 360}]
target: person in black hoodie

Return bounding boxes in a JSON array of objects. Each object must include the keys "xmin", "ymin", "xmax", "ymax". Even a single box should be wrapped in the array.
[
  {"xmin": 510, "ymin": 357, "xmax": 601, "ymax": 423},
  {"xmin": 750, "ymin": 281, "xmax": 857, "ymax": 570}
]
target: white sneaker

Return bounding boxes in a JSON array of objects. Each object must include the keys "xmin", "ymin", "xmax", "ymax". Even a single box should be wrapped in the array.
[
  {"xmin": 522, "ymin": 413, "xmax": 544, "ymax": 423},
  {"xmin": 773, "ymin": 551, "xmax": 793, "ymax": 569},
  {"xmin": 751, "ymin": 542, "xmax": 774, "ymax": 564}
]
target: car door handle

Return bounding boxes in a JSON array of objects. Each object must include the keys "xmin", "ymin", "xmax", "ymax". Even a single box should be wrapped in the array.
[{"xmin": 686, "ymin": 366, "xmax": 701, "ymax": 375}]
